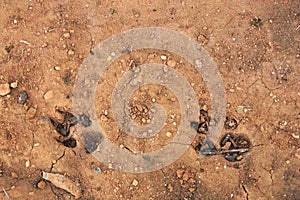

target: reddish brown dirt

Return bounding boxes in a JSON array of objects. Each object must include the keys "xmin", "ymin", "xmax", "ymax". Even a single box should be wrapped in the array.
[{"xmin": 0, "ymin": 1, "xmax": 299, "ymax": 200}]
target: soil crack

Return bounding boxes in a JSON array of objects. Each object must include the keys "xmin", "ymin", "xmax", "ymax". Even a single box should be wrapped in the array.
[
  {"xmin": 50, "ymin": 149, "xmax": 66, "ymax": 172},
  {"xmin": 242, "ymin": 185, "xmax": 249, "ymax": 200}
]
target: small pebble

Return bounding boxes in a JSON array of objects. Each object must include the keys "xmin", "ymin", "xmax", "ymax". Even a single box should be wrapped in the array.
[
  {"xmin": 167, "ymin": 60, "xmax": 176, "ymax": 67},
  {"xmin": 10, "ymin": 81, "xmax": 18, "ymax": 88},
  {"xmin": 80, "ymin": 114, "xmax": 92, "ymax": 127},
  {"xmin": 182, "ymin": 173, "xmax": 189, "ymax": 181},
  {"xmin": 93, "ymin": 167, "xmax": 101, "ymax": 174},
  {"xmin": 54, "ymin": 66, "xmax": 61, "ymax": 71},
  {"xmin": 0, "ymin": 83, "xmax": 11, "ymax": 96},
  {"xmin": 106, "ymin": 56, "xmax": 112, "ymax": 61},
  {"xmin": 25, "ymin": 160, "xmax": 30, "ymax": 168},
  {"xmin": 236, "ymin": 106, "xmax": 244, "ymax": 113},
  {"xmin": 141, "ymin": 118, "xmax": 146, "ymax": 123},
  {"xmin": 176, "ymin": 168, "xmax": 185, "ymax": 178},
  {"xmin": 100, "ymin": 114, "xmax": 108, "ymax": 122},
  {"xmin": 37, "ymin": 180, "xmax": 46, "ymax": 189},
  {"xmin": 67, "ymin": 49, "xmax": 74, "ymax": 55},
  {"xmin": 63, "ymin": 32, "xmax": 70, "ymax": 39},
  {"xmin": 27, "ymin": 106, "xmax": 37, "ymax": 118},
  {"xmin": 18, "ymin": 90, "xmax": 28, "ymax": 104},
  {"xmin": 166, "ymin": 132, "xmax": 172, "ymax": 137},
  {"xmin": 84, "ymin": 132, "xmax": 102, "ymax": 153},
  {"xmin": 147, "ymin": 54, "xmax": 155, "ymax": 59},
  {"xmin": 132, "ymin": 179, "xmax": 139, "ymax": 186},
  {"xmin": 292, "ymin": 133, "xmax": 299, "ymax": 139},
  {"xmin": 235, "ymin": 155, "xmax": 243, "ymax": 161},
  {"xmin": 44, "ymin": 90, "xmax": 54, "ymax": 100},
  {"xmin": 167, "ymin": 184, "xmax": 173, "ymax": 192},
  {"xmin": 11, "ymin": 172, "xmax": 18, "ymax": 178},
  {"xmin": 160, "ymin": 55, "xmax": 167, "ymax": 60}
]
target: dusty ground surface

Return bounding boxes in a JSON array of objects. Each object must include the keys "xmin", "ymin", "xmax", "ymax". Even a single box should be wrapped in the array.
[{"xmin": 0, "ymin": 0, "xmax": 299, "ymax": 199}]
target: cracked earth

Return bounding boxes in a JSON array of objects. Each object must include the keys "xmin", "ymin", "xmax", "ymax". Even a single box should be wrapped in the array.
[{"xmin": 0, "ymin": 0, "xmax": 299, "ymax": 200}]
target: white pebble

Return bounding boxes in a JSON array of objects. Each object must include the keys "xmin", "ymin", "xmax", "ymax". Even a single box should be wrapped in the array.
[
  {"xmin": 160, "ymin": 55, "xmax": 167, "ymax": 60},
  {"xmin": 132, "ymin": 179, "xmax": 139, "ymax": 186},
  {"xmin": 25, "ymin": 160, "xmax": 30, "ymax": 168}
]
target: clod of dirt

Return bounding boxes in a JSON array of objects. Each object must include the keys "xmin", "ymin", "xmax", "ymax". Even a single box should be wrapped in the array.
[
  {"xmin": 176, "ymin": 168, "xmax": 185, "ymax": 178},
  {"xmin": 221, "ymin": 142, "xmax": 231, "ymax": 150},
  {"xmin": 250, "ymin": 17, "xmax": 263, "ymax": 27},
  {"xmin": 234, "ymin": 135, "xmax": 250, "ymax": 148},
  {"xmin": 199, "ymin": 109, "xmax": 210, "ymax": 123},
  {"xmin": 50, "ymin": 118, "xmax": 70, "ymax": 137},
  {"xmin": 220, "ymin": 133, "xmax": 250, "ymax": 162},
  {"xmin": 196, "ymin": 109, "xmax": 210, "ymax": 134},
  {"xmin": 167, "ymin": 60, "xmax": 176, "ymax": 67},
  {"xmin": 11, "ymin": 171, "xmax": 18, "ymax": 178},
  {"xmin": 182, "ymin": 173, "xmax": 189, "ymax": 181},
  {"xmin": 79, "ymin": 114, "xmax": 92, "ymax": 127},
  {"xmin": 18, "ymin": 90, "xmax": 28, "ymax": 104},
  {"xmin": 197, "ymin": 121, "xmax": 209, "ymax": 134},
  {"xmin": 42, "ymin": 171, "xmax": 82, "ymax": 199},
  {"xmin": 224, "ymin": 117, "xmax": 238, "ymax": 130},
  {"xmin": 36, "ymin": 179, "xmax": 47, "ymax": 189},
  {"xmin": 194, "ymin": 142, "xmax": 202, "ymax": 151},
  {"xmin": 27, "ymin": 106, "xmax": 37, "ymax": 118},
  {"xmin": 100, "ymin": 114, "xmax": 108, "ymax": 122},
  {"xmin": 43, "ymin": 90, "xmax": 54, "ymax": 100},
  {"xmin": 0, "ymin": 83, "xmax": 11, "ymax": 96},
  {"xmin": 63, "ymin": 32, "xmax": 71, "ymax": 39},
  {"xmin": 83, "ymin": 132, "xmax": 103, "ymax": 154},
  {"xmin": 57, "ymin": 109, "xmax": 78, "ymax": 126},
  {"xmin": 61, "ymin": 137, "xmax": 77, "ymax": 148},
  {"xmin": 129, "ymin": 104, "xmax": 150, "ymax": 125},
  {"xmin": 190, "ymin": 109, "xmax": 211, "ymax": 135},
  {"xmin": 49, "ymin": 110, "xmax": 79, "ymax": 147}
]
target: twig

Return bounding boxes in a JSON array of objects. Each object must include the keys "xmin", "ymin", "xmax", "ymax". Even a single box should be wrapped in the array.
[
  {"xmin": 20, "ymin": 40, "xmax": 30, "ymax": 45},
  {"xmin": 2, "ymin": 187, "xmax": 10, "ymax": 198},
  {"xmin": 38, "ymin": 116, "xmax": 51, "ymax": 122},
  {"xmin": 201, "ymin": 148, "xmax": 249, "ymax": 155}
]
